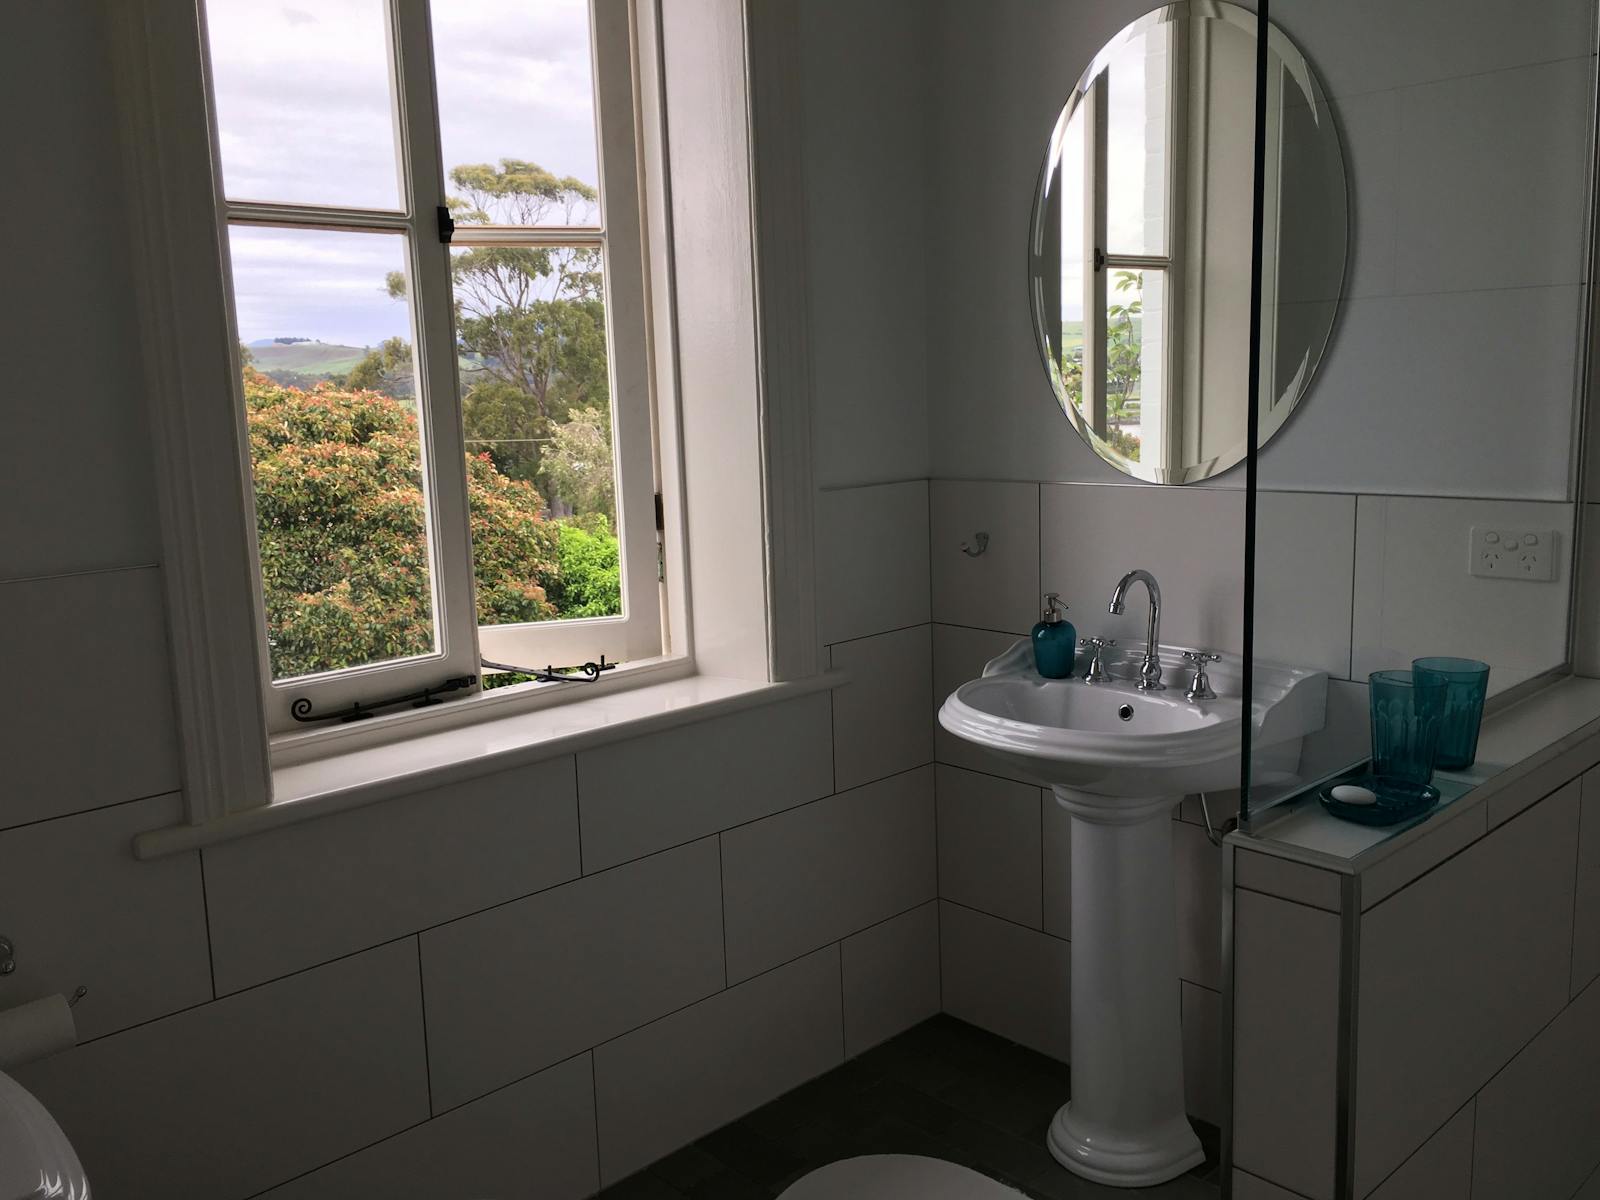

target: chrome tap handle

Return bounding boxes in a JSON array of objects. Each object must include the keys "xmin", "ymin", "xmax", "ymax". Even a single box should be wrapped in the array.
[
  {"xmin": 1079, "ymin": 636, "xmax": 1115, "ymax": 684},
  {"xmin": 1182, "ymin": 651, "xmax": 1221, "ymax": 702}
]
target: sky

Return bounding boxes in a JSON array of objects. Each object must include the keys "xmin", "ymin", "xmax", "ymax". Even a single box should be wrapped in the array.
[{"xmin": 207, "ymin": 0, "xmax": 598, "ymax": 347}]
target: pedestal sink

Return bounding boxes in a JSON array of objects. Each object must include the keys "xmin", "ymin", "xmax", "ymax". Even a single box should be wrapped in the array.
[{"xmin": 938, "ymin": 639, "xmax": 1326, "ymax": 1187}]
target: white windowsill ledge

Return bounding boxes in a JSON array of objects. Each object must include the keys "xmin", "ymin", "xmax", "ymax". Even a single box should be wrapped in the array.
[{"xmin": 133, "ymin": 669, "xmax": 845, "ymax": 860}]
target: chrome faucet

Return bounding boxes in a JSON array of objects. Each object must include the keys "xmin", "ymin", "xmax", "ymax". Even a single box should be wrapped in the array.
[{"xmin": 1108, "ymin": 569, "xmax": 1164, "ymax": 690}]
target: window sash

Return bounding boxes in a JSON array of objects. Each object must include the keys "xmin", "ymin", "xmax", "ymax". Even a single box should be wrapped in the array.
[{"xmin": 199, "ymin": 0, "xmax": 664, "ymax": 732}]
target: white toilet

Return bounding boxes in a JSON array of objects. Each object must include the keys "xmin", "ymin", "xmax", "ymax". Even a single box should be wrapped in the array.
[
  {"xmin": 780, "ymin": 1155, "xmax": 1026, "ymax": 1199},
  {"xmin": 0, "ymin": 1071, "xmax": 88, "ymax": 1200}
]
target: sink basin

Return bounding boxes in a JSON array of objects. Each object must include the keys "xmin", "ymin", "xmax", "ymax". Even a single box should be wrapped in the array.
[
  {"xmin": 938, "ymin": 639, "xmax": 1327, "ymax": 1188},
  {"xmin": 939, "ymin": 638, "xmax": 1327, "ymax": 799}
]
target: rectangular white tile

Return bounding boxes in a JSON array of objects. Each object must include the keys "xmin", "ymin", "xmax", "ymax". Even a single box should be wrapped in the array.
[
  {"xmin": 721, "ymin": 767, "xmax": 936, "ymax": 982},
  {"xmin": 13, "ymin": 941, "xmax": 427, "ymax": 1200},
  {"xmin": 1363, "ymin": 800, "xmax": 1488, "ymax": 909},
  {"xmin": 1292, "ymin": 679, "xmax": 1372, "ymax": 795},
  {"xmin": 1471, "ymin": 978, "xmax": 1600, "ymax": 1200},
  {"xmin": 830, "ymin": 625, "xmax": 934, "ymax": 790},
  {"xmin": 1042, "ymin": 793, "xmax": 1072, "ymax": 938},
  {"xmin": 1181, "ymin": 982, "xmax": 1222, "ymax": 1128},
  {"xmin": 577, "ymin": 693, "xmax": 833, "ymax": 872},
  {"xmin": 1174, "ymin": 820, "xmax": 1222, "ymax": 991},
  {"xmin": 421, "ymin": 838, "xmax": 724, "ymax": 1112},
  {"xmin": 939, "ymin": 900, "xmax": 1070, "ymax": 1062},
  {"xmin": 1580, "ymin": 1163, "xmax": 1600, "ymax": 1200},
  {"xmin": 594, "ymin": 945, "xmax": 843, "ymax": 1184},
  {"xmin": 1232, "ymin": 891, "xmax": 1340, "ymax": 1200},
  {"xmin": 259, "ymin": 1053, "xmax": 598, "ymax": 1200},
  {"xmin": 936, "ymin": 765, "xmax": 1042, "ymax": 929},
  {"xmin": 205, "ymin": 760, "xmax": 581, "ymax": 994},
  {"xmin": 1353, "ymin": 787, "xmax": 1579, "ymax": 1196},
  {"xmin": 1254, "ymin": 491, "xmax": 1356, "ymax": 678},
  {"xmin": 933, "ymin": 623, "xmax": 1033, "ymax": 778},
  {"xmin": 1257, "ymin": 289, "xmax": 1581, "ymax": 500},
  {"xmin": 0, "ymin": 794, "xmax": 209, "ymax": 1040},
  {"xmin": 1, "ymin": 567, "xmax": 179, "ymax": 826},
  {"xmin": 1352, "ymin": 495, "xmax": 1574, "ymax": 686},
  {"xmin": 1393, "ymin": 59, "xmax": 1592, "ymax": 295},
  {"xmin": 1041, "ymin": 483, "xmax": 1245, "ymax": 657},
  {"xmin": 1232, "ymin": 1170, "xmax": 1308, "ymax": 1200},
  {"xmin": 815, "ymin": 481, "xmax": 931, "ymax": 646},
  {"xmin": 929, "ymin": 480, "xmax": 1040, "ymax": 634},
  {"xmin": 1330, "ymin": 90, "xmax": 1399, "ymax": 300},
  {"xmin": 1368, "ymin": 1101, "xmax": 1474, "ymax": 1200},
  {"xmin": 1578, "ymin": 767, "xmax": 1600, "ymax": 996},
  {"xmin": 1233, "ymin": 849, "xmax": 1342, "ymax": 913},
  {"xmin": 841, "ymin": 901, "xmax": 940, "ymax": 1057}
]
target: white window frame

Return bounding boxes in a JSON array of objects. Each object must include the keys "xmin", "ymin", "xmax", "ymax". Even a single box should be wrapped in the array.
[
  {"xmin": 108, "ymin": 0, "xmax": 820, "ymax": 834},
  {"xmin": 198, "ymin": 0, "xmax": 663, "ymax": 733}
]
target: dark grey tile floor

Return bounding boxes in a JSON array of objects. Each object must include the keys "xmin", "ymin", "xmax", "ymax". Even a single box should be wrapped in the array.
[{"xmin": 596, "ymin": 1015, "xmax": 1221, "ymax": 1200}]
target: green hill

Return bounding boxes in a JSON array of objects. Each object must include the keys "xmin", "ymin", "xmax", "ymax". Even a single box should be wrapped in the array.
[{"xmin": 248, "ymin": 339, "xmax": 369, "ymax": 379}]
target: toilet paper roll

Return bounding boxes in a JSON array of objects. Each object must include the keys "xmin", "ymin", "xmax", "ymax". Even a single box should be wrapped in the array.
[{"xmin": 0, "ymin": 996, "xmax": 76, "ymax": 1071}]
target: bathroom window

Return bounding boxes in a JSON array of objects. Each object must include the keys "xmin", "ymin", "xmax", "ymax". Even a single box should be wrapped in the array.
[{"xmin": 202, "ymin": 0, "xmax": 663, "ymax": 731}]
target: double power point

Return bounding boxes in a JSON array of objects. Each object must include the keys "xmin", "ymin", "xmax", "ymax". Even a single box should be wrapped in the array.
[{"xmin": 1469, "ymin": 527, "xmax": 1556, "ymax": 581}]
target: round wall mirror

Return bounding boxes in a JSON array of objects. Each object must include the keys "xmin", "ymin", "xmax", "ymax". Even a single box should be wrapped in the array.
[{"xmin": 1029, "ymin": 2, "xmax": 1347, "ymax": 483}]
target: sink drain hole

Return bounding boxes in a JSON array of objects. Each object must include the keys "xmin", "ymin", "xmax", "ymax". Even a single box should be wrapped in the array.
[{"xmin": 1118, "ymin": 704, "xmax": 1134, "ymax": 721}]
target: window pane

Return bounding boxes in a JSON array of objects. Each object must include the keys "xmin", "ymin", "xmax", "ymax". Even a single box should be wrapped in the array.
[
  {"xmin": 205, "ymin": 0, "xmax": 401, "ymax": 210},
  {"xmin": 1104, "ymin": 19, "xmax": 1172, "ymax": 256},
  {"xmin": 430, "ymin": 0, "xmax": 601, "ymax": 228},
  {"xmin": 1106, "ymin": 268, "xmax": 1165, "ymax": 464},
  {"xmin": 451, "ymin": 244, "xmax": 622, "ymax": 626},
  {"xmin": 229, "ymin": 225, "xmax": 438, "ymax": 679},
  {"xmin": 1057, "ymin": 114, "xmax": 1086, "ymax": 408}
]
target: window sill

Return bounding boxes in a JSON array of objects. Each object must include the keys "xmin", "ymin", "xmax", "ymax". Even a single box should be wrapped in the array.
[{"xmin": 132, "ymin": 667, "xmax": 846, "ymax": 859}]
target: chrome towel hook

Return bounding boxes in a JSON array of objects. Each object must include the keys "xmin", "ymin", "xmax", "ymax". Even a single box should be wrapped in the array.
[{"xmin": 960, "ymin": 531, "xmax": 990, "ymax": 557}]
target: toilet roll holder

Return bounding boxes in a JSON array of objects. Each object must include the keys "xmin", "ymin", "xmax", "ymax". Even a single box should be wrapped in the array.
[{"xmin": 0, "ymin": 937, "xmax": 87, "ymax": 1007}]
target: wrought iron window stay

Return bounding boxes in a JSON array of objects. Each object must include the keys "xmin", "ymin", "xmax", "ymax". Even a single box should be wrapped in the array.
[{"xmin": 289, "ymin": 657, "xmax": 617, "ymax": 725}]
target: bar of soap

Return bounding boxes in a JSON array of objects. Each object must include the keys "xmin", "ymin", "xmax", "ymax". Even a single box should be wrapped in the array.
[{"xmin": 1330, "ymin": 784, "xmax": 1378, "ymax": 806}]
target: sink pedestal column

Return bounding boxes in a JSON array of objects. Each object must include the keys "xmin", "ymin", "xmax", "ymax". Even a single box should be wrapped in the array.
[{"xmin": 1046, "ymin": 787, "xmax": 1203, "ymax": 1188}]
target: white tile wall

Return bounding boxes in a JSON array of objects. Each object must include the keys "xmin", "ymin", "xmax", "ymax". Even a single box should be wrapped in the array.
[
  {"xmin": 258, "ymin": 1053, "xmax": 598, "ymax": 1200},
  {"xmin": 1471, "ymin": 978, "xmax": 1600, "ymax": 1200},
  {"xmin": 1366, "ymin": 1101, "xmax": 1474, "ymax": 1200},
  {"xmin": 1577, "ymin": 768, "xmax": 1600, "ymax": 997},
  {"xmin": 593, "ymin": 946, "xmax": 843, "ymax": 1185},
  {"xmin": 14, "ymin": 941, "xmax": 428, "ymax": 1200},
  {"xmin": 1331, "ymin": 89, "xmax": 1399, "ymax": 301},
  {"xmin": 930, "ymin": 479, "xmax": 1041, "ymax": 634},
  {"xmin": 1040, "ymin": 483, "xmax": 1246, "ymax": 656},
  {"xmin": 815, "ymin": 481, "xmax": 931, "ymax": 646},
  {"xmin": 721, "ymin": 767, "xmax": 936, "ymax": 982},
  {"xmin": 421, "ymin": 837, "xmax": 725, "ymax": 1113},
  {"xmin": 840, "ymin": 901, "xmax": 941, "ymax": 1056},
  {"xmin": 576, "ymin": 694, "xmax": 833, "ymax": 872},
  {"xmin": 1181, "ymin": 982, "xmax": 1223, "ymax": 1128},
  {"xmin": 1041, "ymin": 794, "xmax": 1072, "ymax": 937},
  {"xmin": 1580, "ymin": 1164, "xmax": 1600, "ymax": 1200},
  {"xmin": 1232, "ymin": 1171, "xmax": 1308, "ymax": 1200},
  {"xmin": 1254, "ymin": 491, "xmax": 1357, "ymax": 678},
  {"xmin": 0, "ymin": 793, "xmax": 210, "ymax": 1040},
  {"xmin": 939, "ymin": 900, "xmax": 1070, "ymax": 1062},
  {"xmin": 935, "ymin": 765, "xmax": 1043, "ymax": 930},
  {"xmin": 1352, "ymin": 495, "xmax": 1576, "ymax": 688},
  {"xmin": 829, "ymin": 625, "xmax": 934, "ymax": 790},
  {"xmin": 1353, "ymin": 788, "xmax": 1580, "ymax": 1196},
  {"xmin": 1173, "ymin": 821, "xmax": 1222, "ymax": 992},
  {"xmin": 204, "ymin": 760, "xmax": 581, "ymax": 994},
  {"xmin": 1, "ymin": 568, "xmax": 179, "ymax": 827},
  {"xmin": 932, "ymin": 623, "xmax": 1032, "ymax": 778},
  {"xmin": 1232, "ymin": 890, "xmax": 1341, "ymax": 1200},
  {"xmin": 1392, "ymin": 60, "xmax": 1592, "ymax": 295}
]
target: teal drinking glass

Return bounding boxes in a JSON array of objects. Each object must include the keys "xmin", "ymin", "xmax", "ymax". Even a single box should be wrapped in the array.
[
  {"xmin": 1369, "ymin": 669, "xmax": 1447, "ymax": 787},
  {"xmin": 1413, "ymin": 657, "xmax": 1490, "ymax": 770}
]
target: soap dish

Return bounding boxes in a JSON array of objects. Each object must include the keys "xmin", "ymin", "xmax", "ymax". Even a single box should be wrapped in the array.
[{"xmin": 1318, "ymin": 774, "xmax": 1440, "ymax": 826}]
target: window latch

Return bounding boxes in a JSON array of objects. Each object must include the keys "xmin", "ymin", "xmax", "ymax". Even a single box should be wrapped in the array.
[
  {"xmin": 289, "ymin": 674, "xmax": 477, "ymax": 724},
  {"xmin": 437, "ymin": 205, "xmax": 455, "ymax": 244}
]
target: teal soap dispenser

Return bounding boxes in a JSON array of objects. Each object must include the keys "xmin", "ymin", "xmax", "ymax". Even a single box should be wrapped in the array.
[{"xmin": 1031, "ymin": 593, "xmax": 1077, "ymax": 679}]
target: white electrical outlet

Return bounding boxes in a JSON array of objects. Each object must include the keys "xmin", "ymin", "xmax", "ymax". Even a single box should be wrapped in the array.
[{"xmin": 1469, "ymin": 527, "xmax": 1556, "ymax": 581}]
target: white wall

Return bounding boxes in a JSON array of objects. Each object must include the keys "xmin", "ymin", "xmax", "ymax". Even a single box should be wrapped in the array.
[{"xmin": 1, "ymin": 3, "xmax": 944, "ymax": 1197}]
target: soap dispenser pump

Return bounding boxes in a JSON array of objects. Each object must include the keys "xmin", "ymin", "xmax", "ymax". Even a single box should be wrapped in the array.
[{"xmin": 1031, "ymin": 593, "xmax": 1077, "ymax": 679}]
